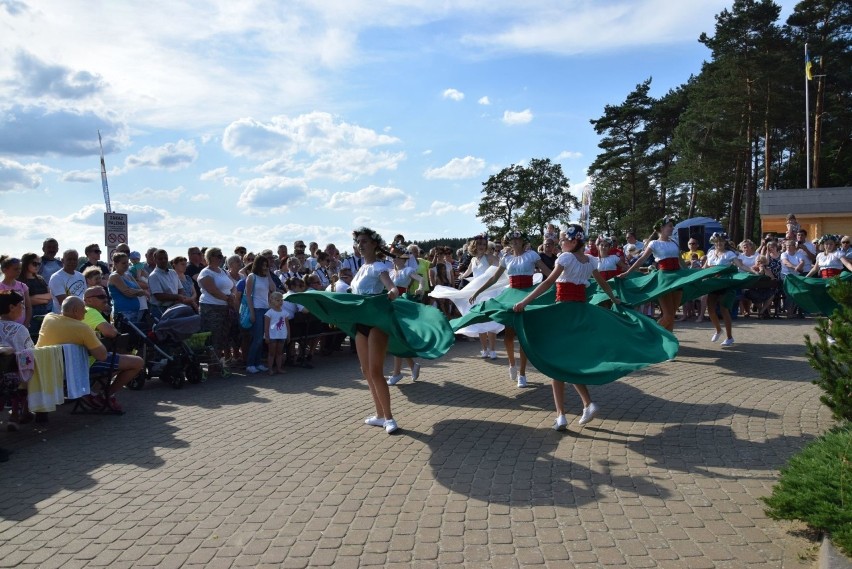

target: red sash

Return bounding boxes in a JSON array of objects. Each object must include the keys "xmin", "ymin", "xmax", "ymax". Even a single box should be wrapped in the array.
[
  {"xmin": 396, "ymin": 287, "xmax": 408, "ymax": 295},
  {"xmin": 821, "ymin": 268, "xmax": 842, "ymax": 279},
  {"xmin": 598, "ymin": 269, "xmax": 618, "ymax": 281},
  {"xmin": 657, "ymin": 258, "xmax": 680, "ymax": 271},
  {"xmin": 509, "ymin": 275, "xmax": 533, "ymax": 289},
  {"xmin": 556, "ymin": 282, "xmax": 586, "ymax": 302}
]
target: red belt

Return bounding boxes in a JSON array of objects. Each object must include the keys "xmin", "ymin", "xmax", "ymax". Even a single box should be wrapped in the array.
[
  {"xmin": 396, "ymin": 287, "xmax": 408, "ymax": 295},
  {"xmin": 598, "ymin": 269, "xmax": 618, "ymax": 281},
  {"xmin": 657, "ymin": 258, "xmax": 680, "ymax": 271},
  {"xmin": 509, "ymin": 275, "xmax": 533, "ymax": 288},
  {"xmin": 556, "ymin": 282, "xmax": 586, "ymax": 302},
  {"xmin": 821, "ymin": 268, "xmax": 843, "ymax": 278}
]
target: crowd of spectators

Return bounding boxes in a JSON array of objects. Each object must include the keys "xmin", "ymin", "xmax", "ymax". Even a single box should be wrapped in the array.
[{"xmin": 0, "ymin": 218, "xmax": 850, "ymax": 431}]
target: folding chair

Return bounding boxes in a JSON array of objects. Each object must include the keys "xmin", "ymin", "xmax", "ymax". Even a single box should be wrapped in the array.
[{"xmin": 71, "ymin": 334, "xmax": 128, "ymax": 415}]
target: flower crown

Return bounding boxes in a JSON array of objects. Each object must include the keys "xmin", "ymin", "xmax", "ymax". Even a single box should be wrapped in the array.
[
  {"xmin": 818, "ymin": 234, "xmax": 839, "ymax": 244},
  {"xmin": 472, "ymin": 233, "xmax": 489, "ymax": 242},
  {"xmin": 503, "ymin": 229, "xmax": 527, "ymax": 242},
  {"xmin": 562, "ymin": 225, "xmax": 585, "ymax": 242},
  {"xmin": 709, "ymin": 231, "xmax": 728, "ymax": 244},
  {"xmin": 654, "ymin": 216, "xmax": 677, "ymax": 230},
  {"xmin": 599, "ymin": 235, "xmax": 615, "ymax": 246},
  {"xmin": 352, "ymin": 227, "xmax": 384, "ymax": 247}
]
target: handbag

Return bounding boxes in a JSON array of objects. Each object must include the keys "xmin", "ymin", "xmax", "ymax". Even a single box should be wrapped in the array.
[{"xmin": 239, "ymin": 276, "xmax": 254, "ymax": 329}]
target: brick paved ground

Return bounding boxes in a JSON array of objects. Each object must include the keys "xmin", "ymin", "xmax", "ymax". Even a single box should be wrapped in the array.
[{"xmin": 0, "ymin": 316, "xmax": 833, "ymax": 568}]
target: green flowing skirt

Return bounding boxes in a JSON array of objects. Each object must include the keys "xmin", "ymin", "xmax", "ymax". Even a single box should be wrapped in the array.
[
  {"xmin": 450, "ymin": 286, "xmax": 556, "ymax": 331},
  {"xmin": 783, "ymin": 273, "xmax": 852, "ymax": 316},
  {"xmin": 513, "ymin": 302, "xmax": 679, "ymax": 385},
  {"xmin": 287, "ymin": 292, "xmax": 454, "ymax": 359},
  {"xmin": 591, "ymin": 266, "xmax": 740, "ymax": 306}
]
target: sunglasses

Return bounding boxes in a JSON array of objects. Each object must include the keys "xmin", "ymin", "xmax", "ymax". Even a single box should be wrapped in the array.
[{"xmin": 842, "ymin": 241, "xmax": 851, "ymax": 245}]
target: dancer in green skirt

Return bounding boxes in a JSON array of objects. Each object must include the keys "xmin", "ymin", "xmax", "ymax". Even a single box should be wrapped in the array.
[
  {"xmin": 514, "ymin": 225, "xmax": 621, "ymax": 430},
  {"xmin": 288, "ymin": 228, "xmax": 454, "ymax": 434},
  {"xmin": 468, "ymin": 230, "xmax": 551, "ymax": 388}
]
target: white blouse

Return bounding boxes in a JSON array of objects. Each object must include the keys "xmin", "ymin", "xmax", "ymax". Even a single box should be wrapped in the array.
[
  {"xmin": 555, "ymin": 253, "xmax": 595, "ymax": 285},
  {"xmin": 647, "ymin": 239, "xmax": 681, "ymax": 262},
  {"xmin": 500, "ymin": 250, "xmax": 540, "ymax": 276},
  {"xmin": 351, "ymin": 261, "xmax": 392, "ymax": 295}
]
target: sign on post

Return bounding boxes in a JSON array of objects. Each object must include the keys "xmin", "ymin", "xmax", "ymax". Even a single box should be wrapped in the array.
[{"xmin": 104, "ymin": 212, "xmax": 128, "ymax": 253}]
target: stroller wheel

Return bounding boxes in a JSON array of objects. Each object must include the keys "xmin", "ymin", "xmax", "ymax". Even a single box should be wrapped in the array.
[
  {"xmin": 171, "ymin": 371, "xmax": 185, "ymax": 389},
  {"xmin": 186, "ymin": 363, "xmax": 205, "ymax": 384}
]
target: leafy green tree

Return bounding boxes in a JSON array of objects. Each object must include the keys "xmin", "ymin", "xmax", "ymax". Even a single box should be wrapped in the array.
[
  {"xmin": 477, "ymin": 164, "xmax": 526, "ymax": 238},
  {"xmin": 477, "ymin": 160, "xmax": 576, "ymax": 241},
  {"xmin": 516, "ymin": 158, "xmax": 577, "ymax": 239}
]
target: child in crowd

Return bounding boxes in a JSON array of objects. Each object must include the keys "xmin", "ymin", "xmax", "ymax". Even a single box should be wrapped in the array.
[{"xmin": 264, "ymin": 292, "xmax": 291, "ymax": 375}]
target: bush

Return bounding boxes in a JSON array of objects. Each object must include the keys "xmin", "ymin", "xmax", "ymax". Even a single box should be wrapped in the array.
[
  {"xmin": 761, "ymin": 424, "xmax": 852, "ymax": 557},
  {"xmin": 805, "ymin": 278, "xmax": 852, "ymax": 422}
]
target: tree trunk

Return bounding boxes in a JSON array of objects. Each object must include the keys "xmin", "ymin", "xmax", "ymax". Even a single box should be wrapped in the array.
[{"xmin": 729, "ymin": 154, "xmax": 744, "ymax": 241}]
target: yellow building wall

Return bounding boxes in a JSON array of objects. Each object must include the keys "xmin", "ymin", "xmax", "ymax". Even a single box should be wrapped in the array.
[{"xmin": 761, "ymin": 214, "xmax": 852, "ymax": 240}]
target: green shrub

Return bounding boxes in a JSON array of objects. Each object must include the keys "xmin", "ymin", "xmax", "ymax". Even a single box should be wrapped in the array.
[
  {"xmin": 805, "ymin": 278, "xmax": 852, "ymax": 422},
  {"xmin": 761, "ymin": 424, "xmax": 852, "ymax": 556}
]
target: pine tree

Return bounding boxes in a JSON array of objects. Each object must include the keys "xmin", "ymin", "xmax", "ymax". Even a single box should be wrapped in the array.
[{"xmin": 805, "ymin": 278, "xmax": 852, "ymax": 422}]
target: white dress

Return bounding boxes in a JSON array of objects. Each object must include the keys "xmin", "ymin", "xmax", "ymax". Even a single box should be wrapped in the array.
[{"xmin": 431, "ymin": 255, "xmax": 507, "ymax": 338}]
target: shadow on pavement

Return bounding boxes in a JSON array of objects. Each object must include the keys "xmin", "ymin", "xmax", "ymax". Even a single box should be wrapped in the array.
[{"xmin": 415, "ymin": 419, "xmax": 673, "ymax": 506}]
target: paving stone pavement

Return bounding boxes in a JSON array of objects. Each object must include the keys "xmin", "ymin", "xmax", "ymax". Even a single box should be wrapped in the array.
[{"xmin": 0, "ymin": 316, "xmax": 834, "ymax": 568}]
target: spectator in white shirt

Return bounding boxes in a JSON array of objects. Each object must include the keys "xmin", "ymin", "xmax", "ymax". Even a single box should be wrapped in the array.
[{"xmin": 47, "ymin": 249, "xmax": 86, "ymax": 313}]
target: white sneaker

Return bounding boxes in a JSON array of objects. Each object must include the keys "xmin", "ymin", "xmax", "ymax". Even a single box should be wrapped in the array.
[
  {"xmin": 710, "ymin": 332, "xmax": 721, "ymax": 342},
  {"xmin": 364, "ymin": 415, "xmax": 386, "ymax": 427},
  {"xmin": 720, "ymin": 337, "xmax": 734, "ymax": 347},
  {"xmin": 480, "ymin": 350, "xmax": 488, "ymax": 359},
  {"xmin": 509, "ymin": 366, "xmax": 518, "ymax": 382},
  {"xmin": 386, "ymin": 373, "xmax": 403, "ymax": 386},
  {"xmin": 384, "ymin": 419, "xmax": 399, "ymax": 434},
  {"xmin": 246, "ymin": 366, "xmax": 259, "ymax": 374},
  {"xmin": 578, "ymin": 402, "xmax": 599, "ymax": 425},
  {"xmin": 411, "ymin": 363, "xmax": 421, "ymax": 381},
  {"xmin": 489, "ymin": 351, "xmax": 497, "ymax": 360},
  {"xmin": 552, "ymin": 414, "xmax": 568, "ymax": 431},
  {"xmin": 257, "ymin": 364, "xmax": 269, "ymax": 372},
  {"xmin": 517, "ymin": 375, "xmax": 527, "ymax": 388}
]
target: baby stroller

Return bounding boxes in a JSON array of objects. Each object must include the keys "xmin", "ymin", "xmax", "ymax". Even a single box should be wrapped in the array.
[{"xmin": 119, "ymin": 305, "xmax": 206, "ymax": 389}]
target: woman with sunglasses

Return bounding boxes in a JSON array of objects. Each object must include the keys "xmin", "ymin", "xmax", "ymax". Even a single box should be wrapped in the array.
[
  {"xmin": 108, "ymin": 252, "xmax": 146, "ymax": 324},
  {"xmin": 18, "ymin": 253, "xmax": 51, "ymax": 338},
  {"xmin": 513, "ymin": 225, "xmax": 677, "ymax": 430}
]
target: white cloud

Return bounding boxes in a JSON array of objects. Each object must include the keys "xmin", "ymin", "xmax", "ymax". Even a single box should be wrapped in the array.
[
  {"xmin": 121, "ymin": 186, "xmax": 187, "ymax": 203},
  {"xmin": 61, "ymin": 169, "xmax": 98, "ymax": 183},
  {"xmin": 12, "ymin": 50, "xmax": 105, "ymax": 100},
  {"xmin": 502, "ymin": 109, "xmax": 533, "ymax": 125},
  {"xmin": 328, "ymin": 185, "xmax": 414, "ymax": 210},
  {"xmin": 223, "ymin": 112, "xmax": 404, "ymax": 181},
  {"xmin": 442, "ymin": 88, "xmax": 464, "ymax": 101},
  {"xmin": 64, "ymin": 202, "xmax": 170, "ymax": 226},
  {"xmin": 123, "ymin": 139, "xmax": 198, "ymax": 171},
  {"xmin": 422, "ymin": 149, "xmax": 432, "ymax": 155},
  {"xmin": 237, "ymin": 176, "xmax": 308, "ymax": 213},
  {"xmin": 416, "ymin": 200, "xmax": 478, "ymax": 218},
  {"xmin": 190, "ymin": 193, "xmax": 210, "ymax": 202},
  {"xmin": 0, "ymin": 157, "xmax": 47, "ymax": 192},
  {"xmin": 200, "ymin": 166, "xmax": 228, "ymax": 181},
  {"xmin": 0, "ymin": 105, "xmax": 126, "ymax": 157},
  {"xmin": 556, "ymin": 150, "xmax": 582, "ymax": 160},
  {"xmin": 478, "ymin": 96, "xmax": 490, "ymax": 105},
  {"xmin": 424, "ymin": 156, "xmax": 485, "ymax": 180},
  {"xmin": 462, "ymin": 0, "xmax": 736, "ymax": 55}
]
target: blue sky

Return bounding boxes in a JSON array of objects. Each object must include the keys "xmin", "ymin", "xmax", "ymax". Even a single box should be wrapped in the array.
[{"xmin": 1, "ymin": 0, "xmax": 798, "ymax": 256}]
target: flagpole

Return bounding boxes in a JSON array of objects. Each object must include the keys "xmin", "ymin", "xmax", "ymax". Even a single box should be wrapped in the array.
[
  {"xmin": 98, "ymin": 130, "xmax": 113, "ymax": 213},
  {"xmin": 805, "ymin": 43, "xmax": 811, "ymax": 190}
]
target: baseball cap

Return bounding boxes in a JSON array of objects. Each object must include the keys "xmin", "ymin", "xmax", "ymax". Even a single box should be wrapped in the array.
[{"xmin": 130, "ymin": 251, "xmax": 141, "ymax": 260}]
